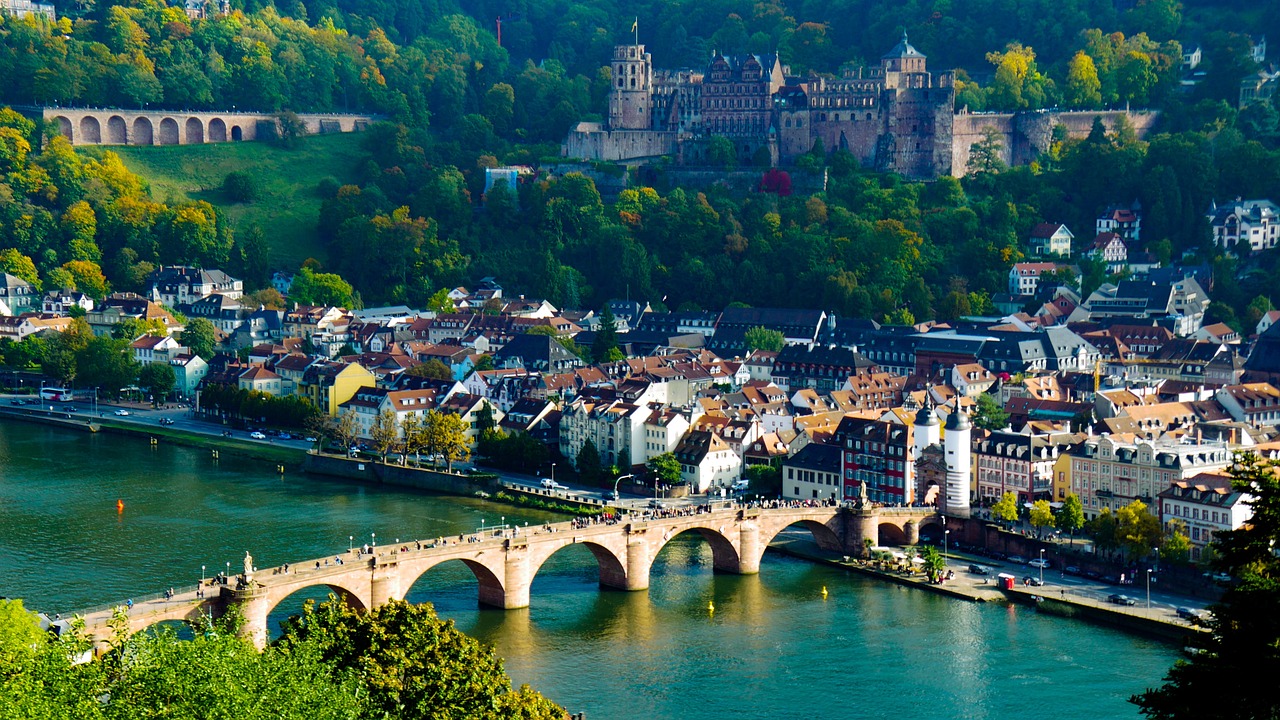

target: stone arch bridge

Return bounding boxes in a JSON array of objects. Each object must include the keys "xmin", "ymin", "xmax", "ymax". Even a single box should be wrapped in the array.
[
  {"xmin": 42, "ymin": 108, "xmax": 374, "ymax": 147},
  {"xmin": 75, "ymin": 505, "xmax": 938, "ymax": 649}
]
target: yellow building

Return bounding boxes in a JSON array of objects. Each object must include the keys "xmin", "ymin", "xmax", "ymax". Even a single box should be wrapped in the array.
[
  {"xmin": 1052, "ymin": 452, "xmax": 1073, "ymax": 503},
  {"xmin": 300, "ymin": 361, "xmax": 377, "ymax": 416}
]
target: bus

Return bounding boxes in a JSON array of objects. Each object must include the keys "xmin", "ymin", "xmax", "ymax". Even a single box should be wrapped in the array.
[{"xmin": 40, "ymin": 387, "xmax": 71, "ymax": 402}]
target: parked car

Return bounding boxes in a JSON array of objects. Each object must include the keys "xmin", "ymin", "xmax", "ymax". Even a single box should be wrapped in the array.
[
  {"xmin": 1108, "ymin": 594, "xmax": 1137, "ymax": 606},
  {"xmin": 1028, "ymin": 558, "xmax": 1051, "ymax": 569},
  {"xmin": 158, "ymin": 418, "xmax": 174, "ymax": 425},
  {"xmin": 114, "ymin": 409, "xmax": 130, "ymax": 416},
  {"xmin": 303, "ymin": 436, "xmax": 318, "ymax": 443},
  {"xmin": 1064, "ymin": 566, "xmax": 1082, "ymax": 576},
  {"xmin": 278, "ymin": 433, "xmax": 291, "ymax": 440},
  {"xmin": 1008, "ymin": 555, "xmax": 1027, "ymax": 565},
  {"xmin": 250, "ymin": 431, "xmax": 267, "ymax": 440},
  {"xmin": 605, "ymin": 490, "xmax": 620, "ymax": 501},
  {"xmin": 540, "ymin": 478, "xmax": 566, "ymax": 490},
  {"xmin": 1176, "ymin": 607, "xmax": 1208, "ymax": 624},
  {"xmin": 65, "ymin": 406, "xmax": 78, "ymax": 413},
  {"xmin": 1203, "ymin": 572, "xmax": 1232, "ymax": 583},
  {"xmin": 967, "ymin": 564, "xmax": 991, "ymax": 575},
  {"xmin": 1023, "ymin": 576, "xmax": 1044, "ymax": 587}
]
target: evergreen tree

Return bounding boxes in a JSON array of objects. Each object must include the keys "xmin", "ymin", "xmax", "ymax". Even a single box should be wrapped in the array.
[{"xmin": 592, "ymin": 306, "xmax": 622, "ymax": 363}]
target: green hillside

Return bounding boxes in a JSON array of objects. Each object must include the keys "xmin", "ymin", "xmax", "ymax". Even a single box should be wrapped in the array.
[{"xmin": 81, "ymin": 133, "xmax": 366, "ymax": 270}]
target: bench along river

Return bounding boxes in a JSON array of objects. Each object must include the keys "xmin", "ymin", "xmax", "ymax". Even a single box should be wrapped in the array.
[{"xmin": 0, "ymin": 419, "xmax": 1178, "ymax": 719}]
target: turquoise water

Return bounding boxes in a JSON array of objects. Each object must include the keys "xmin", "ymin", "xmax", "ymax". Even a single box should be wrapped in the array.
[{"xmin": 0, "ymin": 419, "xmax": 1178, "ymax": 719}]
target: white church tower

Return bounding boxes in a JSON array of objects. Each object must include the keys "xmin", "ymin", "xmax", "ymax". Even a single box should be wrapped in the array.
[{"xmin": 943, "ymin": 403, "xmax": 972, "ymax": 518}]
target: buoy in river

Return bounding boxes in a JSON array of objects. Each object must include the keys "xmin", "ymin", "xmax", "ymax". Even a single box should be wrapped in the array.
[
  {"xmin": 116, "ymin": 499, "xmax": 124, "ymax": 513},
  {"xmin": 822, "ymin": 586, "xmax": 828, "ymax": 599},
  {"xmin": 708, "ymin": 601, "xmax": 714, "ymax": 614}
]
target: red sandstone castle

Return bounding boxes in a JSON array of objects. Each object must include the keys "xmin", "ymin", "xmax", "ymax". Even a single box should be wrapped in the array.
[{"xmin": 564, "ymin": 33, "xmax": 1155, "ymax": 179}]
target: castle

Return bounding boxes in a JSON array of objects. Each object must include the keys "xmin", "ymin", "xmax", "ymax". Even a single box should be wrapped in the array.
[{"xmin": 563, "ymin": 33, "xmax": 1157, "ymax": 179}]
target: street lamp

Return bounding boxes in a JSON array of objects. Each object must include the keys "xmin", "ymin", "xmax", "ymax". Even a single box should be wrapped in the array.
[
  {"xmin": 349, "ymin": 535, "xmax": 353, "ymax": 552},
  {"xmin": 371, "ymin": 532, "xmax": 376, "ymax": 548},
  {"xmin": 1146, "ymin": 568, "xmax": 1153, "ymax": 610},
  {"xmin": 201, "ymin": 565, "xmax": 205, "ymax": 584},
  {"xmin": 551, "ymin": 463, "xmax": 556, "ymax": 485},
  {"xmin": 226, "ymin": 561, "xmax": 230, "ymax": 579},
  {"xmin": 614, "ymin": 473, "xmax": 634, "ymax": 501},
  {"xmin": 1039, "ymin": 548, "xmax": 1045, "ymax": 586},
  {"xmin": 944, "ymin": 530, "xmax": 950, "ymax": 565}
]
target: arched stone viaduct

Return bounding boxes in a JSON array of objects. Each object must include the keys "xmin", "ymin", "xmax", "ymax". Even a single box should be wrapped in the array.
[
  {"xmin": 42, "ymin": 108, "xmax": 373, "ymax": 147},
  {"xmin": 79, "ymin": 505, "xmax": 938, "ymax": 649}
]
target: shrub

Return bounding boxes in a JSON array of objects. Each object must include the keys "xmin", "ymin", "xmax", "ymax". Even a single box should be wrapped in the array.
[{"xmin": 222, "ymin": 171, "xmax": 258, "ymax": 203}]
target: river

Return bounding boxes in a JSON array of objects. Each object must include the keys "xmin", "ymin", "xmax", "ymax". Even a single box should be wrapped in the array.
[{"xmin": 0, "ymin": 419, "xmax": 1179, "ymax": 719}]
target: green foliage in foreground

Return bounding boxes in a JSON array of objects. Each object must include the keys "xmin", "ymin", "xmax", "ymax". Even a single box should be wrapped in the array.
[
  {"xmin": 1132, "ymin": 453, "xmax": 1280, "ymax": 719},
  {"xmin": 0, "ymin": 597, "xmax": 563, "ymax": 720}
]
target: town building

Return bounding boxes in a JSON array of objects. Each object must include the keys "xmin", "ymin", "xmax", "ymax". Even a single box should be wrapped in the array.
[
  {"xmin": 1067, "ymin": 435, "xmax": 1231, "ymax": 519},
  {"xmin": 782, "ymin": 443, "xmax": 842, "ymax": 502},
  {"xmin": 1207, "ymin": 199, "xmax": 1280, "ymax": 253},
  {"xmin": 149, "ymin": 266, "xmax": 243, "ymax": 308},
  {"xmin": 1158, "ymin": 472, "xmax": 1253, "ymax": 560},
  {"xmin": 1029, "ymin": 223, "xmax": 1073, "ymax": 257}
]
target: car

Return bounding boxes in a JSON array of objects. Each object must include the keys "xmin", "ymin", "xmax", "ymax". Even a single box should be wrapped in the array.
[
  {"xmin": 540, "ymin": 478, "xmax": 566, "ymax": 490},
  {"xmin": 250, "ymin": 431, "xmax": 267, "ymax": 439},
  {"xmin": 114, "ymin": 409, "xmax": 130, "ymax": 416},
  {"xmin": 1023, "ymin": 576, "xmax": 1044, "ymax": 587},
  {"xmin": 9, "ymin": 399, "xmax": 22, "ymax": 405},
  {"xmin": 967, "ymin": 564, "xmax": 991, "ymax": 575},
  {"xmin": 303, "ymin": 436, "xmax": 318, "ymax": 443},
  {"xmin": 1028, "ymin": 558, "xmax": 1051, "ymax": 569},
  {"xmin": 605, "ymin": 490, "xmax": 620, "ymax": 501},
  {"xmin": 158, "ymin": 418, "xmax": 174, "ymax": 425},
  {"xmin": 648, "ymin": 499, "xmax": 667, "ymax": 509},
  {"xmin": 278, "ymin": 433, "xmax": 291, "ymax": 440},
  {"xmin": 1108, "ymin": 594, "xmax": 1137, "ymax": 606},
  {"xmin": 64, "ymin": 406, "xmax": 78, "ymax": 413},
  {"xmin": 731, "ymin": 479, "xmax": 750, "ymax": 492},
  {"xmin": 1203, "ymin": 572, "xmax": 1232, "ymax": 583},
  {"xmin": 1064, "ymin": 565, "xmax": 1082, "ymax": 576},
  {"xmin": 1008, "ymin": 555, "xmax": 1027, "ymax": 565}
]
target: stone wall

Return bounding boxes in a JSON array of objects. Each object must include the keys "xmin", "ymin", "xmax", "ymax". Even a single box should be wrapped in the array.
[
  {"xmin": 951, "ymin": 109, "xmax": 1161, "ymax": 176},
  {"xmin": 304, "ymin": 453, "xmax": 499, "ymax": 496},
  {"xmin": 562, "ymin": 123, "xmax": 678, "ymax": 162}
]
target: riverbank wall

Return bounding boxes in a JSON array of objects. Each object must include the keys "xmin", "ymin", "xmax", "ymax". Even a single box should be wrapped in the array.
[
  {"xmin": 1003, "ymin": 587, "xmax": 1207, "ymax": 644},
  {"xmin": 0, "ymin": 406, "xmax": 306, "ymax": 465},
  {"xmin": 303, "ymin": 452, "xmax": 503, "ymax": 496}
]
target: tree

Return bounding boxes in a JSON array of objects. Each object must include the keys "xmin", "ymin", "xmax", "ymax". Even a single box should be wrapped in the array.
[
  {"xmin": 646, "ymin": 452, "xmax": 681, "ymax": 488},
  {"xmin": 1117, "ymin": 499, "xmax": 1162, "ymax": 561},
  {"xmin": 333, "ymin": 411, "xmax": 358, "ymax": 451},
  {"xmin": 369, "ymin": 410, "xmax": 398, "ymax": 462},
  {"xmin": 277, "ymin": 598, "xmax": 563, "ymax": 720},
  {"xmin": 744, "ymin": 326, "xmax": 784, "ymax": 353},
  {"xmin": 426, "ymin": 288, "xmax": 455, "ymax": 314},
  {"xmin": 61, "ymin": 260, "xmax": 108, "ymax": 300},
  {"xmin": 745, "ymin": 462, "xmax": 782, "ymax": 496},
  {"xmin": 1162, "ymin": 520, "xmax": 1192, "ymax": 564},
  {"xmin": 1065, "ymin": 51, "xmax": 1103, "ymax": 108},
  {"xmin": 0, "ymin": 249, "xmax": 41, "ymax": 291},
  {"xmin": 1088, "ymin": 507, "xmax": 1121, "ymax": 559},
  {"xmin": 967, "ymin": 126, "xmax": 1007, "ymax": 177},
  {"xmin": 289, "ymin": 267, "xmax": 355, "ymax": 308},
  {"xmin": 426, "ymin": 409, "xmax": 469, "ymax": 470},
  {"xmin": 991, "ymin": 491, "xmax": 1020, "ymax": 527},
  {"xmin": 592, "ymin": 306, "xmax": 622, "ymax": 364},
  {"xmin": 76, "ymin": 335, "xmax": 139, "ymax": 397},
  {"xmin": 707, "ymin": 136, "xmax": 736, "ymax": 167},
  {"xmin": 1132, "ymin": 454, "xmax": 1280, "ymax": 719},
  {"xmin": 180, "ymin": 317, "xmax": 219, "ymax": 360},
  {"xmin": 1029, "ymin": 499, "xmax": 1056, "ymax": 539},
  {"xmin": 919, "ymin": 545, "xmax": 946, "ymax": 583},
  {"xmin": 576, "ymin": 439, "xmax": 603, "ymax": 486},
  {"xmin": 138, "ymin": 362, "xmax": 175, "ymax": 405},
  {"xmin": 406, "ymin": 359, "xmax": 453, "ymax": 381},
  {"xmin": 971, "ymin": 392, "xmax": 1010, "ymax": 431},
  {"xmin": 222, "ymin": 171, "xmax": 258, "ymax": 203},
  {"xmin": 1057, "ymin": 493, "xmax": 1085, "ymax": 544}
]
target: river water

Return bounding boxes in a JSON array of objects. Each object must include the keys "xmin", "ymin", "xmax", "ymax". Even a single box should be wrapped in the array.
[{"xmin": 0, "ymin": 420, "xmax": 1178, "ymax": 719}]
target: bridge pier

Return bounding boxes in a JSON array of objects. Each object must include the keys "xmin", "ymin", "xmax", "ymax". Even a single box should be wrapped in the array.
[
  {"xmin": 371, "ymin": 560, "xmax": 403, "ymax": 606},
  {"xmin": 737, "ymin": 523, "xmax": 761, "ymax": 575},
  {"xmin": 625, "ymin": 540, "xmax": 650, "ymax": 591},
  {"xmin": 848, "ymin": 512, "xmax": 878, "ymax": 556},
  {"xmin": 903, "ymin": 519, "xmax": 919, "ymax": 546},
  {"xmin": 481, "ymin": 548, "xmax": 530, "ymax": 609},
  {"xmin": 236, "ymin": 586, "xmax": 272, "ymax": 651}
]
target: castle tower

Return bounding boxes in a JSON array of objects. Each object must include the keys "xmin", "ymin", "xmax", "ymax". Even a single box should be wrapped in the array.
[
  {"xmin": 881, "ymin": 30, "xmax": 927, "ymax": 76},
  {"xmin": 609, "ymin": 44, "xmax": 654, "ymax": 130},
  {"xmin": 942, "ymin": 403, "xmax": 972, "ymax": 518}
]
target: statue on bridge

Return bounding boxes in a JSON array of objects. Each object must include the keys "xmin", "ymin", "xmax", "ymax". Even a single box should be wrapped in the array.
[
  {"xmin": 243, "ymin": 551, "xmax": 254, "ymax": 581},
  {"xmin": 857, "ymin": 480, "xmax": 869, "ymax": 509}
]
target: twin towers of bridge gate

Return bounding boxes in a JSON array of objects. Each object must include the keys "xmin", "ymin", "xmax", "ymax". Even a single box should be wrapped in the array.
[{"xmin": 912, "ymin": 398, "xmax": 972, "ymax": 518}]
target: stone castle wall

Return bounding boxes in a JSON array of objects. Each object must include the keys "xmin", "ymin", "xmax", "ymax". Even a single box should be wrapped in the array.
[
  {"xmin": 951, "ymin": 109, "xmax": 1161, "ymax": 175},
  {"xmin": 563, "ymin": 124, "xmax": 678, "ymax": 162}
]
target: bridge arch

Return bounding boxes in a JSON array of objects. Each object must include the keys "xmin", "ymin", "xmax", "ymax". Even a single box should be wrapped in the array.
[
  {"xmin": 230, "ymin": 124, "xmax": 243, "ymax": 141},
  {"xmin": 79, "ymin": 116, "xmax": 101, "ymax": 144},
  {"xmin": 132, "ymin": 117, "xmax": 153, "ymax": 145},
  {"xmin": 526, "ymin": 539, "xmax": 629, "ymax": 592},
  {"xmin": 53, "ymin": 115, "xmax": 73, "ymax": 142},
  {"xmin": 106, "ymin": 115, "xmax": 127, "ymax": 143},
  {"xmin": 208, "ymin": 117, "xmax": 227, "ymax": 142},
  {"xmin": 649, "ymin": 523, "xmax": 741, "ymax": 575},
  {"xmin": 878, "ymin": 522, "xmax": 909, "ymax": 546},
  {"xmin": 185, "ymin": 117, "xmax": 204, "ymax": 144},
  {"xmin": 757, "ymin": 517, "xmax": 843, "ymax": 554},
  {"xmin": 157, "ymin": 117, "xmax": 179, "ymax": 145},
  {"xmin": 401, "ymin": 556, "xmax": 506, "ymax": 609}
]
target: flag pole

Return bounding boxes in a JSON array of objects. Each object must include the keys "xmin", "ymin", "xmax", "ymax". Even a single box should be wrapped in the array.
[{"xmin": 634, "ymin": 17, "xmax": 638, "ymax": 46}]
